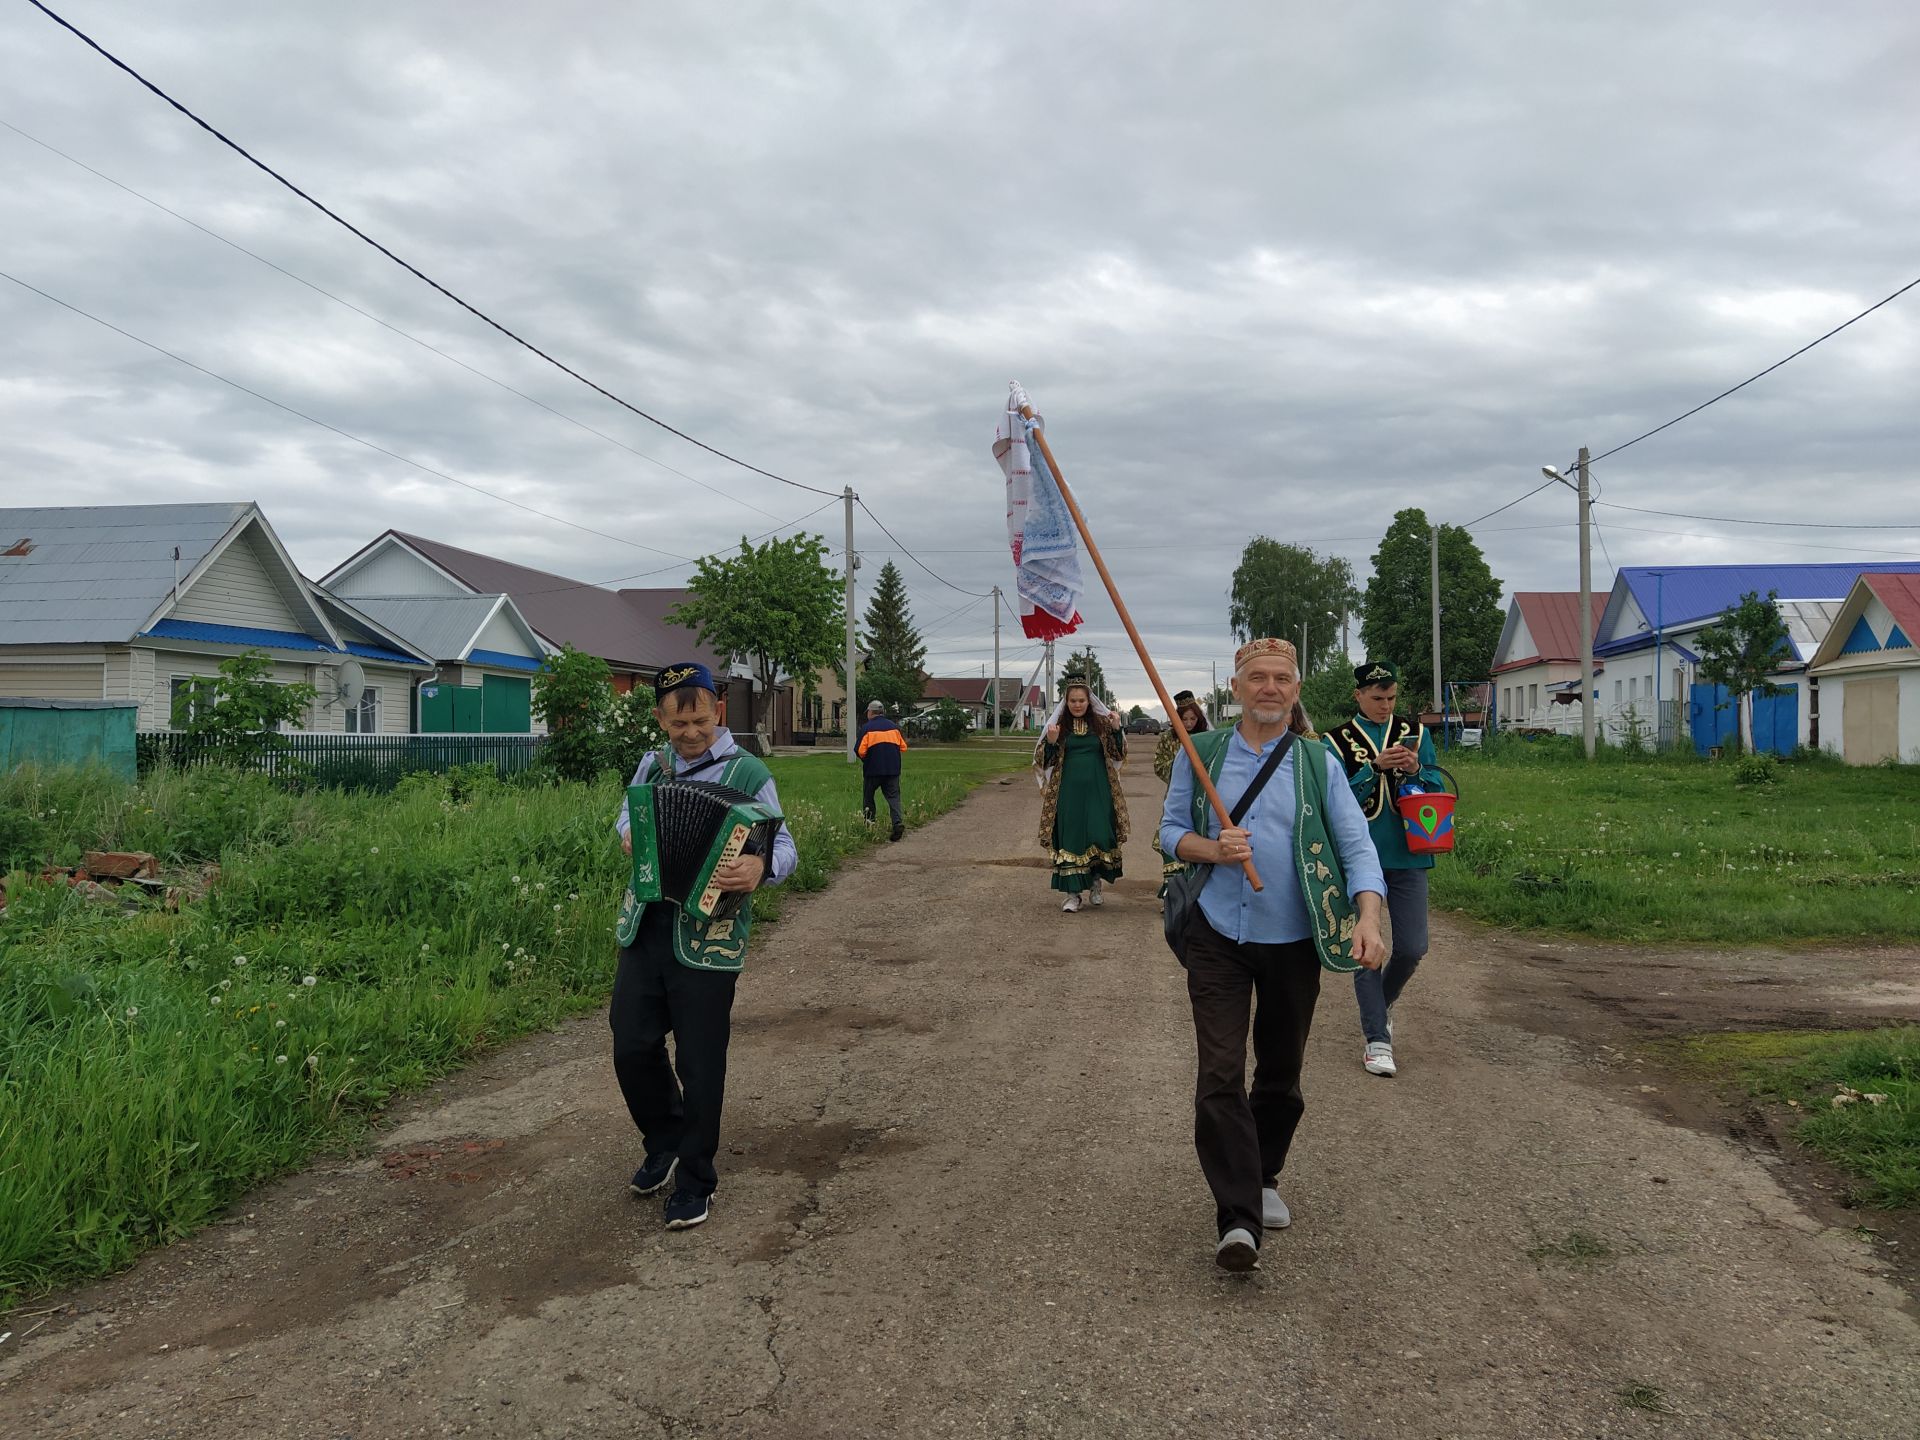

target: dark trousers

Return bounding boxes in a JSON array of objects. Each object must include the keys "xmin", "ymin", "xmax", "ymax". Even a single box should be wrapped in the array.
[
  {"xmin": 609, "ymin": 904, "xmax": 738, "ymax": 1196},
  {"xmin": 1185, "ymin": 915, "xmax": 1323, "ymax": 1240},
  {"xmin": 862, "ymin": 774, "xmax": 903, "ymax": 828}
]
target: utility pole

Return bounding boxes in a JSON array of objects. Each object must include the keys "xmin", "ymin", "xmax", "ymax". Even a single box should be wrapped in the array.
[
  {"xmin": 1045, "ymin": 639, "xmax": 1055, "ymax": 707},
  {"xmin": 843, "ymin": 486, "xmax": 857, "ymax": 764},
  {"xmin": 1210, "ymin": 659, "xmax": 1217, "ymax": 723},
  {"xmin": 1577, "ymin": 446, "xmax": 1595, "ymax": 761},
  {"xmin": 991, "ymin": 585, "xmax": 1002, "ymax": 738},
  {"xmin": 1299, "ymin": 618, "xmax": 1308, "ymax": 679},
  {"xmin": 1429, "ymin": 524, "xmax": 1443, "ymax": 731}
]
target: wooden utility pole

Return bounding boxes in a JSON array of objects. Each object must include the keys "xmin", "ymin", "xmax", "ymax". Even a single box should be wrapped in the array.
[
  {"xmin": 844, "ymin": 486, "xmax": 857, "ymax": 763},
  {"xmin": 1429, "ymin": 524, "xmax": 1443, "ymax": 724},
  {"xmin": 1578, "ymin": 446, "xmax": 1595, "ymax": 760},
  {"xmin": 991, "ymin": 585, "xmax": 1002, "ymax": 738}
]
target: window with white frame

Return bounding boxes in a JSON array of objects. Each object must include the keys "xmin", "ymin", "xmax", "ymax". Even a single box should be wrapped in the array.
[
  {"xmin": 1629, "ymin": 676, "xmax": 1638, "ymax": 702},
  {"xmin": 1501, "ymin": 687, "xmax": 1511, "ymax": 720},
  {"xmin": 1614, "ymin": 679, "xmax": 1623, "ymax": 704},
  {"xmin": 344, "ymin": 686, "xmax": 379, "ymax": 733},
  {"xmin": 1528, "ymin": 683, "xmax": 1538, "ymax": 711},
  {"xmin": 168, "ymin": 675, "xmax": 200, "ymax": 728}
]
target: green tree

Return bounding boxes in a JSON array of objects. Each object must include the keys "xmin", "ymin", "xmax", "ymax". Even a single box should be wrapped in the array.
[
  {"xmin": 926, "ymin": 696, "xmax": 972, "ymax": 741},
  {"xmin": 1298, "ymin": 651, "xmax": 1358, "ymax": 734},
  {"xmin": 1127, "ymin": 703, "xmax": 1147, "ymax": 722},
  {"xmin": 1695, "ymin": 590, "xmax": 1791, "ymax": 754},
  {"xmin": 1057, "ymin": 648, "xmax": 1114, "ymax": 706},
  {"xmin": 1228, "ymin": 538, "xmax": 1358, "ymax": 668},
  {"xmin": 670, "ymin": 534, "xmax": 844, "ymax": 739},
  {"xmin": 1360, "ymin": 509, "xmax": 1504, "ymax": 713},
  {"xmin": 176, "ymin": 650, "xmax": 318, "ymax": 768},
  {"xmin": 861, "ymin": 560, "xmax": 928, "ymax": 710},
  {"xmin": 532, "ymin": 644, "xmax": 615, "ymax": 782}
]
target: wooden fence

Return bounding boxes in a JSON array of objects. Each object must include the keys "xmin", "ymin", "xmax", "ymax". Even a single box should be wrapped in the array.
[{"xmin": 137, "ymin": 732, "xmax": 546, "ymax": 791}]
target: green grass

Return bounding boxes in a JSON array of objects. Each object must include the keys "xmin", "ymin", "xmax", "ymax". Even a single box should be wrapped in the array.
[
  {"xmin": 1526, "ymin": 1229, "xmax": 1616, "ymax": 1265},
  {"xmin": 1616, "ymin": 1382, "xmax": 1680, "ymax": 1415},
  {"xmin": 1657, "ymin": 1027, "xmax": 1920, "ymax": 1208},
  {"xmin": 0, "ymin": 748, "xmax": 1024, "ymax": 1303},
  {"xmin": 1430, "ymin": 746, "xmax": 1920, "ymax": 941}
]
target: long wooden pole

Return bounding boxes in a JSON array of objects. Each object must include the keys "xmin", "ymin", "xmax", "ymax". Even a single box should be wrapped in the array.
[{"xmin": 1019, "ymin": 404, "xmax": 1262, "ymax": 891}]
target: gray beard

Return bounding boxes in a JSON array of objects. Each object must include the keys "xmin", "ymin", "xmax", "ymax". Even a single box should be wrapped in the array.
[{"xmin": 1248, "ymin": 704, "xmax": 1289, "ymax": 726}]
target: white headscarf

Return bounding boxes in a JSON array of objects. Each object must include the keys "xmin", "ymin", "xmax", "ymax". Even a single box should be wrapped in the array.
[{"xmin": 1033, "ymin": 683, "xmax": 1117, "ymax": 786}]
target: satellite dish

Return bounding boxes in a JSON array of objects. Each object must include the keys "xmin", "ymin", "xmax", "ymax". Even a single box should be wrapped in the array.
[{"xmin": 333, "ymin": 658, "xmax": 367, "ymax": 706}]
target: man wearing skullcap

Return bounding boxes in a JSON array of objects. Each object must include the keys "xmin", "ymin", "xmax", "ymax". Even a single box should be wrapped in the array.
[
  {"xmin": 1160, "ymin": 638, "xmax": 1386, "ymax": 1272},
  {"xmin": 1322, "ymin": 660, "xmax": 1448, "ymax": 1078},
  {"xmin": 610, "ymin": 662, "xmax": 797, "ymax": 1231}
]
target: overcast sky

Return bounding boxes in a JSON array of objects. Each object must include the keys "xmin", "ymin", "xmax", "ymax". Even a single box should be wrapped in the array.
[{"xmin": 4, "ymin": 1, "xmax": 1917, "ymax": 709}]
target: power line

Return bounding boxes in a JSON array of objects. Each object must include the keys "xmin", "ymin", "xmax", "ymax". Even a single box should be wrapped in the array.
[
  {"xmin": 26, "ymin": 0, "xmax": 839, "ymax": 501},
  {"xmin": 0, "ymin": 117, "xmax": 785, "ymax": 522},
  {"xmin": 1461, "ymin": 478, "xmax": 1561, "ymax": 530},
  {"xmin": 1594, "ymin": 500, "xmax": 1919, "ymax": 531},
  {"xmin": 1585, "ymin": 271, "xmax": 1920, "ymax": 467},
  {"xmin": 854, "ymin": 498, "xmax": 991, "ymax": 597},
  {"xmin": 1598, "ymin": 521, "xmax": 1920, "ymax": 560},
  {"xmin": 2, "ymin": 268, "xmax": 696, "ymax": 562},
  {"xmin": 507, "ymin": 497, "xmax": 844, "ymax": 596}
]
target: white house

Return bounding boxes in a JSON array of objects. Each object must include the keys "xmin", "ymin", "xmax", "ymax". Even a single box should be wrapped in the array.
[
  {"xmin": 1806, "ymin": 572, "xmax": 1920, "ymax": 764},
  {"xmin": 1490, "ymin": 591, "xmax": 1604, "ymax": 733},
  {"xmin": 0, "ymin": 503, "xmax": 431, "ymax": 733},
  {"xmin": 1591, "ymin": 563, "xmax": 1920, "ymax": 754}
]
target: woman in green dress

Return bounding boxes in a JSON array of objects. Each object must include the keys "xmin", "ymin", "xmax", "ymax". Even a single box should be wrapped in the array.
[{"xmin": 1035, "ymin": 680, "xmax": 1129, "ymax": 913}]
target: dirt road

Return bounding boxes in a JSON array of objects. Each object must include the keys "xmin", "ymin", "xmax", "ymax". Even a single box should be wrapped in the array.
[{"xmin": 6, "ymin": 761, "xmax": 1919, "ymax": 1439}]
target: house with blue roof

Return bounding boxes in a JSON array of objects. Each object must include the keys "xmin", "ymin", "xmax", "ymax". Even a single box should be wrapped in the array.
[
  {"xmin": 0, "ymin": 502, "xmax": 434, "ymax": 734},
  {"xmin": 1590, "ymin": 562, "xmax": 1920, "ymax": 754}
]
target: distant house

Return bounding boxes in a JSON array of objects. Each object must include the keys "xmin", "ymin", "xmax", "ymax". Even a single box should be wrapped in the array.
[
  {"xmin": 1490, "ymin": 592, "xmax": 1606, "ymax": 733},
  {"xmin": 1591, "ymin": 563, "xmax": 1920, "ymax": 755},
  {"xmin": 919, "ymin": 675, "xmax": 1046, "ymax": 729},
  {"xmin": 1806, "ymin": 572, "xmax": 1920, "ymax": 764},
  {"xmin": 0, "ymin": 503, "xmax": 430, "ymax": 733},
  {"xmin": 342, "ymin": 594, "xmax": 551, "ymax": 736},
  {"xmin": 322, "ymin": 531, "xmax": 724, "ymax": 691}
]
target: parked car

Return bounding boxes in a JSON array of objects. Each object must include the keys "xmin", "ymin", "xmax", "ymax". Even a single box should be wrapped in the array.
[{"xmin": 1124, "ymin": 715, "xmax": 1163, "ymax": 734}]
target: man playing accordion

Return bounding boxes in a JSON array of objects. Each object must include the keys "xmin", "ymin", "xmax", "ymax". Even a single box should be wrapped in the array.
[{"xmin": 612, "ymin": 662, "xmax": 797, "ymax": 1230}]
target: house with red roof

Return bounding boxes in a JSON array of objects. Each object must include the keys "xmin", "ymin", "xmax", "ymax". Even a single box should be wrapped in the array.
[
  {"xmin": 1489, "ymin": 592, "xmax": 1606, "ymax": 734},
  {"xmin": 1806, "ymin": 572, "xmax": 1920, "ymax": 764}
]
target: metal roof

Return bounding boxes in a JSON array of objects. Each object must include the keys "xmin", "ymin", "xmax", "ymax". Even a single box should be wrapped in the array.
[
  {"xmin": 1494, "ymin": 591, "xmax": 1606, "ymax": 670},
  {"xmin": 135, "ymin": 619, "xmax": 425, "ymax": 666},
  {"xmin": 467, "ymin": 648, "xmax": 545, "ymax": 673},
  {"xmin": 1619, "ymin": 563, "xmax": 1920, "ymax": 630},
  {"xmin": 0, "ymin": 502, "xmax": 252, "ymax": 645},
  {"xmin": 347, "ymin": 594, "xmax": 518, "ymax": 662}
]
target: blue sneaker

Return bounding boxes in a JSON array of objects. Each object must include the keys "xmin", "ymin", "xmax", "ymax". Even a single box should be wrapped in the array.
[
  {"xmin": 664, "ymin": 1188, "xmax": 712, "ymax": 1230},
  {"xmin": 628, "ymin": 1153, "xmax": 676, "ymax": 1196}
]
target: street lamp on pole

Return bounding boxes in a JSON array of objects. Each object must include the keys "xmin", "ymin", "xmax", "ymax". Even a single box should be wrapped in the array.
[
  {"xmin": 1649, "ymin": 570, "xmax": 1667, "ymax": 750},
  {"xmin": 1543, "ymin": 457, "xmax": 1596, "ymax": 760}
]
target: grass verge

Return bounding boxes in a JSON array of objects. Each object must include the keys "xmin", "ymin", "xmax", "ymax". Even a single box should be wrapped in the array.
[
  {"xmin": 1429, "ymin": 747, "xmax": 1920, "ymax": 942},
  {"xmin": 1655, "ymin": 1027, "xmax": 1920, "ymax": 1207},
  {"xmin": 0, "ymin": 747, "xmax": 1024, "ymax": 1304}
]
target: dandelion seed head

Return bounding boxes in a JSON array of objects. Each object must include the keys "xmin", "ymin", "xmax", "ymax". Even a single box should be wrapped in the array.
[{"xmin": 301, "ymin": 975, "xmax": 317, "ymax": 987}]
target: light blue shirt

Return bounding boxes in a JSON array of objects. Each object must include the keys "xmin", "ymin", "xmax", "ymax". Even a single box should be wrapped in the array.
[
  {"xmin": 1160, "ymin": 727, "xmax": 1385, "ymax": 944},
  {"xmin": 613, "ymin": 727, "xmax": 798, "ymax": 885}
]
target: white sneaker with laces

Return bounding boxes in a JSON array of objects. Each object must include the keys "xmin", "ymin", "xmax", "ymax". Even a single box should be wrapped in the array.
[
  {"xmin": 1062, "ymin": 894, "xmax": 1083, "ymax": 913},
  {"xmin": 1261, "ymin": 1187, "xmax": 1291, "ymax": 1229},
  {"xmin": 1362, "ymin": 1041, "xmax": 1397, "ymax": 1077},
  {"xmin": 1089, "ymin": 880, "xmax": 1104, "ymax": 907},
  {"xmin": 1214, "ymin": 1227, "xmax": 1260, "ymax": 1272}
]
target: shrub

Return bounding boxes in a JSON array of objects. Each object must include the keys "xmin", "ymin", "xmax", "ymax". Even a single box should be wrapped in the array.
[{"xmin": 1733, "ymin": 754, "xmax": 1779, "ymax": 788}]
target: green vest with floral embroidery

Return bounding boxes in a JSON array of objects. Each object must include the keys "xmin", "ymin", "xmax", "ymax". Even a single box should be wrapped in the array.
[
  {"xmin": 1179, "ymin": 727, "xmax": 1361, "ymax": 974},
  {"xmin": 614, "ymin": 748, "xmax": 775, "ymax": 973}
]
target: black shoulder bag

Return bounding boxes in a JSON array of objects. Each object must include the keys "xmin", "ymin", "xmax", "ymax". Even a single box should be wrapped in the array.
[{"xmin": 1162, "ymin": 732, "xmax": 1295, "ymax": 965}]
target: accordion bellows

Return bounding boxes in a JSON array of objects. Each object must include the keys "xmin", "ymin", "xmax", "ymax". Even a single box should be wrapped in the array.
[{"xmin": 627, "ymin": 781, "xmax": 784, "ymax": 923}]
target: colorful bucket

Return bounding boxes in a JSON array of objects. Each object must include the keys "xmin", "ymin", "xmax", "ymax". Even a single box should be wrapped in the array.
[{"xmin": 1395, "ymin": 790, "xmax": 1456, "ymax": 854}]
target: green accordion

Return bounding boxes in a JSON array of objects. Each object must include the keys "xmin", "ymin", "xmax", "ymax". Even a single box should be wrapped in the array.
[{"xmin": 626, "ymin": 780, "xmax": 784, "ymax": 923}]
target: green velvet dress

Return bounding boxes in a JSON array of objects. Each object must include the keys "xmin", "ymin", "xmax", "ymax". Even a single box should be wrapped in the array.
[{"xmin": 1047, "ymin": 726, "xmax": 1124, "ymax": 893}]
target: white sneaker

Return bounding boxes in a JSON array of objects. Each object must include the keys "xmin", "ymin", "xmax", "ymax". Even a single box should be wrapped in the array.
[
  {"xmin": 1089, "ymin": 881, "xmax": 1104, "ymax": 907},
  {"xmin": 1062, "ymin": 894, "xmax": 1083, "ymax": 913},
  {"xmin": 1363, "ymin": 1041, "xmax": 1397, "ymax": 1077},
  {"xmin": 1261, "ymin": 1187, "xmax": 1291, "ymax": 1230},
  {"xmin": 1214, "ymin": 1227, "xmax": 1260, "ymax": 1272}
]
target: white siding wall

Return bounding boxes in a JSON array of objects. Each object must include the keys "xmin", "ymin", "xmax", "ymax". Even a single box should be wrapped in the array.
[
  {"xmin": 139, "ymin": 649, "xmax": 316, "ymax": 730},
  {"xmin": 0, "ymin": 662, "xmax": 105, "ymax": 700},
  {"xmin": 473, "ymin": 606, "xmax": 538, "ymax": 658},
  {"xmin": 304, "ymin": 663, "xmax": 418, "ymax": 734},
  {"xmin": 171, "ymin": 532, "xmax": 306, "ymax": 631},
  {"xmin": 330, "ymin": 545, "xmax": 468, "ymax": 598}
]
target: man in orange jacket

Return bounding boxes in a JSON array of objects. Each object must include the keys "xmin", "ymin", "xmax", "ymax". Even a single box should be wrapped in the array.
[{"xmin": 856, "ymin": 699, "xmax": 909, "ymax": 842}]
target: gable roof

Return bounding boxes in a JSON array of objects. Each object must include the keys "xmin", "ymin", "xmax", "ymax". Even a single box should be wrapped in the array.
[
  {"xmin": 1596, "ymin": 562, "xmax": 1920, "ymax": 657},
  {"xmin": 921, "ymin": 676, "xmax": 990, "ymax": 704},
  {"xmin": 345, "ymin": 594, "xmax": 545, "ymax": 665},
  {"xmin": 0, "ymin": 501, "xmax": 355, "ymax": 652},
  {"xmin": 1494, "ymin": 591, "xmax": 1604, "ymax": 671},
  {"xmin": 1808, "ymin": 572, "xmax": 1920, "ymax": 672},
  {"xmin": 327, "ymin": 531, "xmax": 719, "ymax": 674}
]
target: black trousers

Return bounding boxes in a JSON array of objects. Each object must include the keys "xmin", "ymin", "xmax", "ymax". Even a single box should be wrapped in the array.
[
  {"xmin": 608, "ymin": 904, "xmax": 738, "ymax": 1196},
  {"xmin": 1184, "ymin": 914, "xmax": 1323, "ymax": 1240},
  {"xmin": 862, "ymin": 774, "xmax": 903, "ymax": 828}
]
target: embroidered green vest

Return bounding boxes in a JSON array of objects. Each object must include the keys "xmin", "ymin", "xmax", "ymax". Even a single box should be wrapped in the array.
[
  {"xmin": 614, "ymin": 748, "xmax": 775, "ymax": 972},
  {"xmin": 1323, "ymin": 715, "xmax": 1426, "ymax": 820},
  {"xmin": 1179, "ymin": 727, "xmax": 1361, "ymax": 974}
]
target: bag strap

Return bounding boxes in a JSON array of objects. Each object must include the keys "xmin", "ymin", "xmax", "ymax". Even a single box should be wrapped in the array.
[{"xmin": 1228, "ymin": 732, "xmax": 1295, "ymax": 826}]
